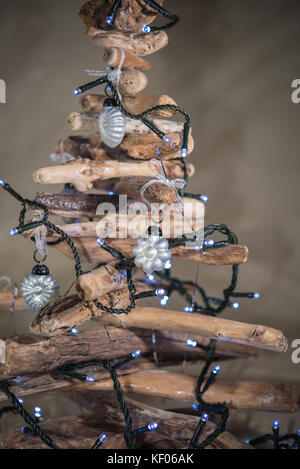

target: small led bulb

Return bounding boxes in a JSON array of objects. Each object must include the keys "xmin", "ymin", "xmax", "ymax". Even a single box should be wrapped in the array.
[
  {"xmin": 34, "ymin": 407, "xmax": 42, "ymax": 418},
  {"xmin": 253, "ymin": 292, "xmax": 260, "ymax": 300},
  {"xmin": 9, "ymin": 228, "xmax": 18, "ymax": 237},
  {"xmin": 86, "ymin": 376, "xmax": 95, "ymax": 383},
  {"xmin": 163, "ymin": 135, "xmax": 170, "ymax": 144},
  {"xmin": 73, "ymin": 88, "xmax": 81, "ymax": 95},
  {"xmin": 155, "ymin": 289, "xmax": 165, "ymax": 296},
  {"xmin": 201, "ymin": 413, "xmax": 209, "ymax": 422},
  {"xmin": 297, "ymin": 429, "xmax": 300, "ymax": 436},
  {"xmin": 273, "ymin": 419, "xmax": 280, "ymax": 430},
  {"xmin": 132, "ymin": 349, "xmax": 141, "ymax": 359},
  {"xmin": 204, "ymin": 239, "xmax": 215, "ymax": 247},
  {"xmin": 181, "ymin": 148, "xmax": 188, "ymax": 157},
  {"xmin": 186, "ymin": 338, "xmax": 197, "ymax": 348},
  {"xmin": 107, "ymin": 190, "xmax": 114, "ymax": 196},
  {"xmin": 71, "ymin": 328, "xmax": 79, "ymax": 335},
  {"xmin": 105, "ymin": 16, "xmax": 113, "ymax": 24},
  {"xmin": 96, "ymin": 238, "xmax": 105, "ymax": 246},
  {"xmin": 18, "ymin": 398, "xmax": 24, "ymax": 404},
  {"xmin": 147, "ymin": 274, "xmax": 154, "ymax": 282},
  {"xmin": 147, "ymin": 422, "xmax": 158, "ymax": 431},
  {"xmin": 0, "ymin": 179, "xmax": 6, "ymax": 186},
  {"xmin": 184, "ymin": 306, "xmax": 193, "ymax": 312},
  {"xmin": 160, "ymin": 295, "xmax": 169, "ymax": 306},
  {"xmin": 232, "ymin": 302, "xmax": 240, "ymax": 310},
  {"xmin": 142, "ymin": 24, "xmax": 151, "ymax": 34},
  {"xmin": 165, "ymin": 260, "xmax": 172, "ymax": 270},
  {"xmin": 200, "ymin": 195, "xmax": 208, "ymax": 204},
  {"xmin": 212, "ymin": 365, "xmax": 221, "ymax": 375},
  {"xmin": 192, "ymin": 402, "xmax": 199, "ymax": 411}
]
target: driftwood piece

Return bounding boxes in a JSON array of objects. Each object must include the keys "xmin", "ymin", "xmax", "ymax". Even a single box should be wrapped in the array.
[
  {"xmin": 95, "ymin": 306, "xmax": 288, "ymax": 352},
  {"xmin": 47, "ymin": 236, "xmax": 248, "ymax": 266},
  {"xmin": 104, "ymin": 47, "xmax": 151, "ymax": 70},
  {"xmin": 67, "ymin": 392, "xmax": 251, "ymax": 449},
  {"xmin": 0, "ymin": 325, "xmax": 258, "ymax": 380},
  {"xmin": 32, "ymin": 158, "xmax": 194, "ymax": 192},
  {"xmin": 55, "ymin": 132, "xmax": 192, "ymax": 161},
  {"xmin": 68, "ymin": 113, "xmax": 184, "ymax": 135},
  {"xmin": 93, "ymin": 30, "xmax": 168, "ymax": 56},
  {"xmin": 80, "ymin": 94, "xmax": 177, "ymax": 118},
  {"xmin": 0, "ymin": 291, "xmax": 28, "ymax": 311},
  {"xmin": 71, "ymin": 370, "xmax": 300, "ymax": 413},
  {"xmin": 80, "ymin": 0, "xmax": 164, "ymax": 36},
  {"xmin": 118, "ymin": 68, "xmax": 148, "ymax": 95}
]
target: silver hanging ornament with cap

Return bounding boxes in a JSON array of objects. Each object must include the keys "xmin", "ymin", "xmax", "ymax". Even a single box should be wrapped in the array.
[
  {"xmin": 133, "ymin": 227, "xmax": 171, "ymax": 275},
  {"xmin": 98, "ymin": 98, "xmax": 126, "ymax": 148},
  {"xmin": 21, "ymin": 252, "xmax": 59, "ymax": 313}
]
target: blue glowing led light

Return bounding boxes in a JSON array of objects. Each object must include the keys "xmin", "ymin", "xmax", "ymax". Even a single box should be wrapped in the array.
[
  {"xmin": 163, "ymin": 135, "xmax": 170, "ymax": 144},
  {"xmin": 232, "ymin": 302, "xmax": 240, "ymax": 310},
  {"xmin": 201, "ymin": 413, "xmax": 209, "ymax": 422},
  {"xmin": 155, "ymin": 288, "xmax": 165, "ymax": 296},
  {"xmin": 18, "ymin": 398, "xmax": 24, "ymax": 404},
  {"xmin": 99, "ymin": 433, "xmax": 108, "ymax": 443},
  {"xmin": 160, "ymin": 295, "xmax": 169, "ymax": 306},
  {"xmin": 9, "ymin": 228, "xmax": 18, "ymax": 237},
  {"xmin": 86, "ymin": 376, "xmax": 95, "ymax": 383},
  {"xmin": 0, "ymin": 179, "xmax": 5, "ymax": 186},
  {"xmin": 96, "ymin": 238, "xmax": 105, "ymax": 246},
  {"xmin": 181, "ymin": 148, "xmax": 188, "ymax": 157},
  {"xmin": 34, "ymin": 407, "xmax": 42, "ymax": 418},
  {"xmin": 107, "ymin": 191, "xmax": 114, "ymax": 196},
  {"xmin": 212, "ymin": 365, "xmax": 221, "ymax": 375},
  {"xmin": 253, "ymin": 292, "xmax": 260, "ymax": 300},
  {"xmin": 142, "ymin": 24, "xmax": 151, "ymax": 34},
  {"xmin": 73, "ymin": 88, "xmax": 81, "ymax": 96},
  {"xmin": 205, "ymin": 239, "xmax": 215, "ymax": 247},
  {"xmin": 194, "ymin": 245, "xmax": 202, "ymax": 251},
  {"xmin": 184, "ymin": 306, "xmax": 193, "ymax": 312},
  {"xmin": 71, "ymin": 328, "xmax": 79, "ymax": 335},
  {"xmin": 192, "ymin": 402, "xmax": 199, "ymax": 411},
  {"xmin": 297, "ymin": 429, "xmax": 300, "ymax": 436},
  {"xmin": 147, "ymin": 422, "xmax": 158, "ymax": 431},
  {"xmin": 200, "ymin": 195, "xmax": 208, "ymax": 204},
  {"xmin": 186, "ymin": 338, "xmax": 197, "ymax": 348},
  {"xmin": 273, "ymin": 419, "xmax": 280, "ymax": 430},
  {"xmin": 105, "ymin": 15, "xmax": 113, "ymax": 24},
  {"xmin": 165, "ymin": 260, "xmax": 172, "ymax": 270},
  {"xmin": 147, "ymin": 274, "xmax": 154, "ymax": 282},
  {"xmin": 132, "ymin": 349, "xmax": 141, "ymax": 359}
]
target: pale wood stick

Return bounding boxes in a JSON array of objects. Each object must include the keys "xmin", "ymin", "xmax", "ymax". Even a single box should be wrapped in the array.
[
  {"xmin": 67, "ymin": 112, "xmax": 184, "ymax": 134},
  {"xmin": 67, "ymin": 392, "xmax": 251, "ymax": 449},
  {"xmin": 80, "ymin": 0, "xmax": 164, "ymax": 36},
  {"xmin": 80, "ymin": 94, "xmax": 177, "ymax": 118},
  {"xmin": 103, "ymin": 47, "xmax": 151, "ymax": 71},
  {"xmin": 32, "ymin": 158, "xmax": 194, "ymax": 192},
  {"xmin": 78, "ymin": 370, "xmax": 300, "ymax": 413},
  {"xmin": 47, "ymin": 236, "xmax": 248, "ymax": 266},
  {"xmin": 95, "ymin": 306, "xmax": 288, "ymax": 352},
  {"xmin": 0, "ymin": 325, "xmax": 258, "ymax": 380},
  {"xmin": 0, "ymin": 291, "xmax": 28, "ymax": 311},
  {"xmin": 93, "ymin": 30, "xmax": 168, "ymax": 56},
  {"xmin": 118, "ymin": 68, "xmax": 148, "ymax": 95}
]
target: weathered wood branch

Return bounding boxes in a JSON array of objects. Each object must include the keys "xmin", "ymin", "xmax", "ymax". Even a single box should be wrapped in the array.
[
  {"xmin": 67, "ymin": 392, "xmax": 251, "ymax": 449},
  {"xmin": 71, "ymin": 370, "xmax": 300, "ymax": 413},
  {"xmin": 104, "ymin": 47, "xmax": 151, "ymax": 70},
  {"xmin": 95, "ymin": 306, "xmax": 288, "ymax": 352},
  {"xmin": 67, "ymin": 112, "xmax": 184, "ymax": 135},
  {"xmin": 0, "ymin": 291, "xmax": 28, "ymax": 312},
  {"xmin": 80, "ymin": 0, "xmax": 164, "ymax": 36},
  {"xmin": 80, "ymin": 94, "xmax": 178, "ymax": 118},
  {"xmin": 47, "ymin": 236, "xmax": 248, "ymax": 266},
  {"xmin": 32, "ymin": 158, "xmax": 194, "ymax": 192},
  {"xmin": 0, "ymin": 327, "xmax": 255, "ymax": 382},
  {"xmin": 93, "ymin": 30, "xmax": 168, "ymax": 56},
  {"xmin": 118, "ymin": 68, "xmax": 148, "ymax": 95}
]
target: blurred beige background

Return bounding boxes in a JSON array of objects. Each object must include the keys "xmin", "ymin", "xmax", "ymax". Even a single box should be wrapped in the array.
[{"xmin": 0, "ymin": 0, "xmax": 299, "ymax": 443}]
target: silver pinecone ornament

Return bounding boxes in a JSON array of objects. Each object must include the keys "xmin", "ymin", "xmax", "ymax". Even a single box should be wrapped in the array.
[
  {"xmin": 133, "ymin": 228, "xmax": 171, "ymax": 274},
  {"xmin": 21, "ymin": 263, "xmax": 59, "ymax": 314},
  {"xmin": 98, "ymin": 98, "xmax": 126, "ymax": 148}
]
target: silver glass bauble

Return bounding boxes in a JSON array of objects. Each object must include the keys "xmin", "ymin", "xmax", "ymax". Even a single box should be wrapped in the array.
[
  {"xmin": 21, "ymin": 264, "xmax": 59, "ymax": 314},
  {"xmin": 133, "ymin": 231, "xmax": 171, "ymax": 275},
  {"xmin": 98, "ymin": 106, "xmax": 126, "ymax": 148}
]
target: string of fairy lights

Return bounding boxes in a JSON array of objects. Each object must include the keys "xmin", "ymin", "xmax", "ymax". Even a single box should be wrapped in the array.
[{"xmin": 0, "ymin": 0, "xmax": 299, "ymax": 451}]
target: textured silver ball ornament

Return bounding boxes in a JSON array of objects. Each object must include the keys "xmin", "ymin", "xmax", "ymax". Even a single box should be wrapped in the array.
[
  {"xmin": 98, "ymin": 105, "xmax": 126, "ymax": 148},
  {"xmin": 21, "ymin": 264, "xmax": 60, "ymax": 314},
  {"xmin": 133, "ymin": 232, "xmax": 171, "ymax": 274}
]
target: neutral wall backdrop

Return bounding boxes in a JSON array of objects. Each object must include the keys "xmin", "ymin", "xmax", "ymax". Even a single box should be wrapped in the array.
[{"xmin": 0, "ymin": 0, "xmax": 299, "ymax": 441}]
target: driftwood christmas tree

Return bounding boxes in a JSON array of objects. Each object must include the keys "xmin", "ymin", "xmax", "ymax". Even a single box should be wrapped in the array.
[{"xmin": 0, "ymin": 0, "xmax": 299, "ymax": 451}]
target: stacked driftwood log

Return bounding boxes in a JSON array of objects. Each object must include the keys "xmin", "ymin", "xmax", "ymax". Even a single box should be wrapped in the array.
[{"xmin": 0, "ymin": 0, "xmax": 299, "ymax": 450}]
